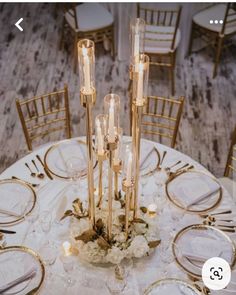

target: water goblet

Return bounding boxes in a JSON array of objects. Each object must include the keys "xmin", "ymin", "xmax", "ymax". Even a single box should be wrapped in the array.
[
  {"xmin": 140, "ymin": 175, "xmax": 148, "ymax": 197},
  {"xmin": 66, "ymin": 156, "xmax": 85, "ymax": 197},
  {"xmin": 106, "ymin": 259, "xmax": 133, "ymax": 294},
  {"xmin": 60, "ymin": 254, "xmax": 76, "ymax": 287}
]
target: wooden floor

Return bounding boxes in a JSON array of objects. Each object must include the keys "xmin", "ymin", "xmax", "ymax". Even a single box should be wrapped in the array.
[{"xmin": 0, "ymin": 3, "xmax": 236, "ymax": 177}]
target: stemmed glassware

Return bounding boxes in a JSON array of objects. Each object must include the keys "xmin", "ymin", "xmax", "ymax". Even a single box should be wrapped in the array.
[
  {"xmin": 59, "ymin": 254, "xmax": 76, "ymax": 287},
  {"xmin": 105, "ymin": 259, "xmax": 133, "ymax": 294},
  {"xmin": 66, "ymin": 156, "xmax": 86, "ymax": 199},
  {"xmin": 39, "ymin": 210, "xmax": 57, "ymax": 266}
]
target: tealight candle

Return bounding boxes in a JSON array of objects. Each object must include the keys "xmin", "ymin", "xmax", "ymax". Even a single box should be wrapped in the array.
[
  {"xmin": 137, "ymin": 63, "xmax": 144, "ymax": 105},
  {"xmin": 63, "ymin": 241, "xmax": 72, "ymax": 256},
  {"xmin": 108, "ymin": 98, "xmax": 115, "ymax": 142},
  {"xmin": 82, "ymin": 46, "xmax": 91, "ymax": 94},
  {"xmin": 147, "ymin": 203, "xmax": 157, "ymax": 218}
]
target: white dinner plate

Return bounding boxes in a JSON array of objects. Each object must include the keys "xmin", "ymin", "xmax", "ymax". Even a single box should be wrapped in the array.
[
  {"xmin": 0, "ymin": 246, "xmax": 45, "ymax": 295},
  {"xmin": 44, "ymin": 139, "xmax": 97, "ymax": 179},
  {"xmin": 166, "ymin": 170, "xmax": 222, "ymax": 213},
  {"xmin": 0, "ymin": 179, "xmax": 36, "ymax": 226},
  {"xmin": 172, "ymin": 224, "xmax": 236, "ymax": 278},
  {"xmin": 144, "ymin": 278, "xmax": 201, "ymax": 294}
]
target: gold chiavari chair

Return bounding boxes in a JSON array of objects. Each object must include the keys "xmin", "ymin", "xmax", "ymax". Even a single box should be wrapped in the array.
[
  {"xmin": 138, "ymin": 4, "xmax": 182, "ymax": 95},
  {"xmin": 16, "ymin": 85, "xmax": 72, "ymax": 151},
  {"xmin": 188, "ymin": 3, "xmax": 236, "ymax": 78},
  {"xmin": 60, "ymin": 3, "xmax": 115, "ymax": 73},
  {"xmin": 219, "ymin": 127, "xmax": 236, "ymax": 199},
  {"xmin": 140, "ymin": 95, "xmax": 184, "ymax": 148}
]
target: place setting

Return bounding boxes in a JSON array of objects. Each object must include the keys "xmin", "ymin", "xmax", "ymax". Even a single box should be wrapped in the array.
[{"xmin": 0, "ymin": 246, "xmax": 45, "ymax": 295}]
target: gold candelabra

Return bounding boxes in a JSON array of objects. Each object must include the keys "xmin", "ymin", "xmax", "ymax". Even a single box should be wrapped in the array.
[
  {"xmin": 77, "ymin": 17, "xmax": 149, "ymax": 238},
  {"xmin": 78, "ymin": 39, "xmax": 96, "ymax": 227}
]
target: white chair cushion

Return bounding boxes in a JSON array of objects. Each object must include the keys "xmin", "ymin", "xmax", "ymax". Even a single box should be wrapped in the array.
[
  {"xmin": 144, "ymin": 25, "xmax": 181, "ymax": 54},
  {"xmin": 65, "ymin": 3, "xmax": 114, "ymax": 32},
  {"xmin": 193, "ymin": 4, "xmax": 236, "ymax": 35},
  {"xmin": 218, "ymin": 177, "xmax": 236, "ymax": 201}
]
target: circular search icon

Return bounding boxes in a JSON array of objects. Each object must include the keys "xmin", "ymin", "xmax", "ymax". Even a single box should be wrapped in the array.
[{"xmin": 202, "ymin": 257, "xmax": 231, "ymax": 290}]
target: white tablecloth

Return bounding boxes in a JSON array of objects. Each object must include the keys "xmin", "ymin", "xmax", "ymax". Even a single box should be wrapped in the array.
[{"xmin": 0, "ymin": 137, "xmax": 235, "ymax": 294}]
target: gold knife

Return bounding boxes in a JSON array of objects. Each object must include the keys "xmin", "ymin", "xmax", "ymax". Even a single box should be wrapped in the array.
[{"xmin": 36, "ymin": 155, "xmax": 53, "ymax": 180}]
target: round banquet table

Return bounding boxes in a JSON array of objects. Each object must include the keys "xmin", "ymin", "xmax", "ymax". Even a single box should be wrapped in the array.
[{"xmin": 0, "ymin": 136, "xmax": 236, "ymax": 295}]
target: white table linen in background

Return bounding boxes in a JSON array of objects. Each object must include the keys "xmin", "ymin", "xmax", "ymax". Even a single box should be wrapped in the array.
[{"xmin": 0, "ymin": 137, "xmax": 235, "ymax": 294}]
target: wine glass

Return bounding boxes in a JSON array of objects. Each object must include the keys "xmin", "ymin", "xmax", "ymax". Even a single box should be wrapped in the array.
[
  {"xmin": 39, "ymin": 210, "xmax": 52, "ymax": 236},
  {"xmin": 105, "ymin": 259, "xmax": 133, "ymax": 294},
  {"xmin": 22, "ymin": 200, "xmax": 40, "ymax": 238},
  {"xmin": 154, "ymin": 168, "xmax": 168, "ymax": 199},
  {"xmin": 60, "ymin": 254, "xmax": 76, "ymax": 287},
  {"xmin": 39, "ymin": 211, "xmax": 57, "ymax": 266},
  {"xmin": 140, "ymin": 175, "xmax": 148, "ymax": 197},
  {"xmin": 66, "ymin": 156, "xmax": 86, "ymax": 197}
]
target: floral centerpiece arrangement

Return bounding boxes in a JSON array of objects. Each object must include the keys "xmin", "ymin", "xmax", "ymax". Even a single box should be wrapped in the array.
[{"xmin": 62, "ymin": 194, "xmax": 160, "ymax": 265}]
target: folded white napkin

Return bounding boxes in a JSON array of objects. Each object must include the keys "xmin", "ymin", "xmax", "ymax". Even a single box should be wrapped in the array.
[
  {"xmin": 0, "ymin": 267, "xmax": 37, "ymax": 293},
  {"xmin": 171, "ymin": 174, "xmax": 220, "ymax": 208},
  {"xmin": 181, "ymin": 236, "xmax": 229, "ymax": 262},
  {"xmin": 0, "ymin": 208, "xmax": 21, "ymax": 218}
]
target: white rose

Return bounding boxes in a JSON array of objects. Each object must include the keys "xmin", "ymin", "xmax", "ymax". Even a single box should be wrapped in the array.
[
  {"xmin": 80, "ymin": 241, "xmax": 106, "ymax": 263},
  {"xmin": 106, "ymin": 246, "xmax": 124, "ymax": 264},
  {"xmin": 134, "ymin": 223, "xmax": 148, "ymax": 235},
  {"xmin": 114, "ymin": 232, "xmax": 127, "ymax": 243},
  {"xmin": 128, "ymin": 235, "xmax": 149, "ymax": 258}
]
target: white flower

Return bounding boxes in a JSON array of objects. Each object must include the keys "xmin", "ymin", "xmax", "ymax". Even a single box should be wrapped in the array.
[
  {"xmin": 70, "ymin": 218, "xmax": 90, "ymax": 237},
  {"xmin": 128, "ymin": 235, "xmax": 149, "ymax": 258},
  {"xmin": 114, "ymin": 232, "xmax": 126, "ymax": 243},
  {"xmin": 80, "ymin": 241, "xmax": 106, "ymax": 264},
  {"xmin": 134, "ymin": 223, "xmax": 148, "ymax": 235},
  {"xmin": 106, "ymin": 246, "xmax": 124, "ymax": 264}
]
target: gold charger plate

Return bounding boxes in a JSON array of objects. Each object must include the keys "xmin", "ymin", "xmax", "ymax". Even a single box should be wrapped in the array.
[
  {"xmin": 165, "ymin": 170, "xmax": 222, "ymax": 213},
  {"xmin": 0, "ymin": 246, "xmax": 45, "ymax": 295},
  {"xmin": 144, "ymin": 278, "xmax": 201, "ymax": 295},
  {"xmin": 44, "ymin": 139, "xmax": 97, "ymax": 180},
  {"xmin": 172, "ymin": 224, "xmax": 236, "ymax": 278},
  {"xmin": 0, "ymin": 179, "xmax": 36, "ymax": 226}
]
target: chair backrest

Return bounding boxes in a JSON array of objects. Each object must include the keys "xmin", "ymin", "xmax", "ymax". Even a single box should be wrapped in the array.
[
  {"xmin": 224, "ymin": 126, "xmax": 236, "ymax": 178},
  {"xmin": 141, "ymin": 95, "xmax": 184, "ymax": 148},
  {"xmin": 221, "ymin": 3, "xmax": 236, "ymax": 35},
  {"xmin": 138, "ymin": 4, "xmax": 182, "ymax": 51},
  {"xmin": 16, "ymin": 85, "xmax": 72, "ymax": 151}
]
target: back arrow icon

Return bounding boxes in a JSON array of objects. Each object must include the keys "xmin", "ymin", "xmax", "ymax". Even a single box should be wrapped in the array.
[{"xmin": 15, "ymin": 18, "xmax": 23, "ymax": 31}]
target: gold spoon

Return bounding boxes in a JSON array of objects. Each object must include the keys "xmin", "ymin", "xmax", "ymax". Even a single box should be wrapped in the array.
[
  {"xmin": 32, "ymin": 160, "xmax": 45, "ymax": 179},
  {"xmin": 25, "ymin": 163, "xmax": 36, "ymax": 177}
]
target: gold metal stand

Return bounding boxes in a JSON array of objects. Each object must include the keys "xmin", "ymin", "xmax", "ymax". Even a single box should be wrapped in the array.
[
  {"xmin": 105, "ymin": 136, "xmax": 118, "ymax": 241},
  {"xmin": 113, "ymin": 161, "xmax": 122, "ymax": 199},
  {"xmin": 80, "ymin": 89, "xmax": 96, "ymax": 228},
  {"xmin": 97, "ymin": 153, "xmax": 106, "ymax": 208},
  {"xmin": 122, "ymin": 179, "xmax": 134, "ymax": 239},
  {"xmin": 131, "ymin": 102, "xmax": 143, "ymax": 219}
]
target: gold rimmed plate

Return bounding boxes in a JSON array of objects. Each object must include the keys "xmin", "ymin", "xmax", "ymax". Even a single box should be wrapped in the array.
[
  {"xmin": 166, "ymin": 170, "xmax": 222, "ymax": 213},
  {"xmin": 0, "ymin": 179, "xmax": 36, "ymax": 226},
  {"xmin": 0, "ymin": 246, "xmax": 45, "ymax": 294},
  {"xmin": 144, "ymin": 278, "xmax": 201, "ymax": 295},
  {"xmin": 44, "ymin": 139, "xmax": 97, "ymax": 180},
  {"xmin": 172, "ymin": 224, "xmax": 236, "ymax": 278},
  {"xmin": 124, "ymin": 140, "xmax": 161, "ymax": 177}
]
